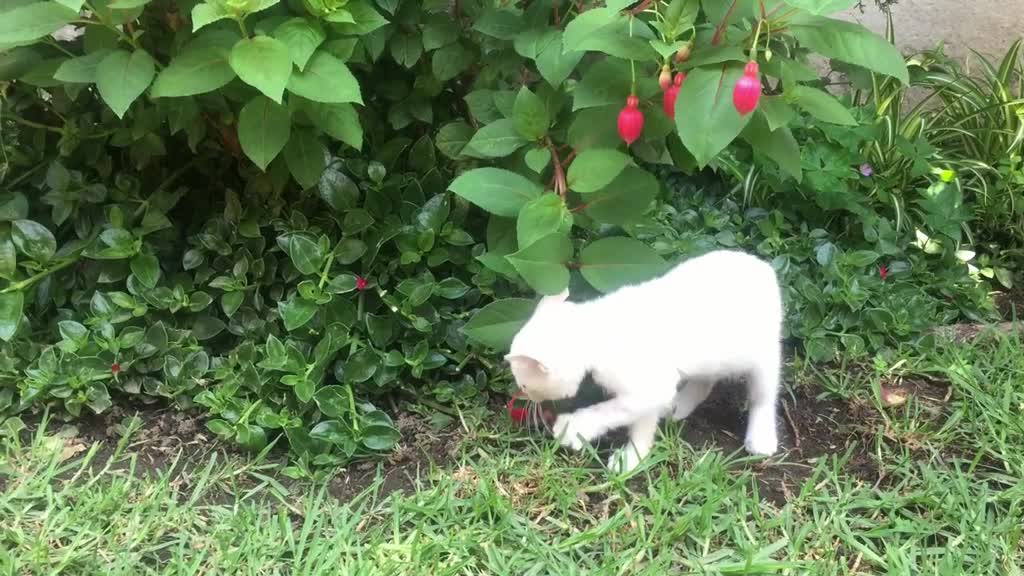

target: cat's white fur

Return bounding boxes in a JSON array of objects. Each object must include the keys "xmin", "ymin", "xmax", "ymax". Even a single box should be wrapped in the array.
[{"xmin": 506, "ymin": 250, "xmax": 783, "ymax": 472}]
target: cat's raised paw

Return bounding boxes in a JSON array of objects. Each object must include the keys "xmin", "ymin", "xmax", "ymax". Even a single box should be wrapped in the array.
[
  {"xmin": 744, "ymin": 433, "xmax": 778, "ymax": 456},
  {"xmin": 552, "ymin": 414, "xmax": 589, "ymax": 451},
  {"xmin": 607, "ymin": 448, "xmax": 642, "ymax": 473}
]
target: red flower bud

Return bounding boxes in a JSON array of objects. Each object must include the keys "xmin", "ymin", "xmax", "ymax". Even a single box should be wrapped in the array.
[
  {"xmin": 617, "ymin": 95, "xmax": 644, "ymax": 145},
  {"xmin": 111, "ymin": 363, "xmax": 121, "ymax": 375},
  {"xmin": 658, "ymin": 66, "xmax": 672, "ymax": 91},
  {"xmin": 879, "ymin": 265, "xmax": 888, "ymax": 281},
  {"xmin": 507, "ymin": 392, "xmax": 528, "ymax": 424},
  {"xmin": 356, "ymin": 276, "xmax": 368, "ymax": 291},
  {"xmin": 663, "ymin": 72, "xmax": 685, "ymax": 119},
  {"xmin": 733, "ymin": 61, "xmax": 761, "ymax": 116}
]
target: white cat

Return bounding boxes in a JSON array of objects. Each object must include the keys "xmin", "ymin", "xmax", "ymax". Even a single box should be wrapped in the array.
[{"xmin": 506, "ymin": 249, "xmax": 783, "ymax": 472}]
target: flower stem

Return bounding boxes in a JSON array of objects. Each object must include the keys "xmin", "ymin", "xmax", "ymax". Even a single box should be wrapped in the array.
[{"xmin": 0, "ymin": 258, "xmax": 80, "ymax": 294}]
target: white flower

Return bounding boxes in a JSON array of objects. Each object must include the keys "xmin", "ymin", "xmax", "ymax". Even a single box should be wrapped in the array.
[{"xmin": 51, "ymin": 25, "xmax": 84, "ymax": 42}]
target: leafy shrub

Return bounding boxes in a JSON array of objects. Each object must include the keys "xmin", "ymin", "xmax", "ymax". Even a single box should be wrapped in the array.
[{"xmin": 0, "ymin": 0, "xmax": 994, "ymax": 464}]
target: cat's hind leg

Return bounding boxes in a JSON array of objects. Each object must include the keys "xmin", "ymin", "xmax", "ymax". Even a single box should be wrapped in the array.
[
  {"xmin": 744, "ymin": 351, "xmax": 780, "ymax": 456},
  {"xmin": 671, "ymin": 377, "xmax": 715, "ymax": 421}
]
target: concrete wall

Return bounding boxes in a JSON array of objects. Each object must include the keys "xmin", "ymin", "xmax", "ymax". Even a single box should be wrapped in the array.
[{"xmin": 841, "ymin": 0, "xmax": 1023, "ymax": 62}]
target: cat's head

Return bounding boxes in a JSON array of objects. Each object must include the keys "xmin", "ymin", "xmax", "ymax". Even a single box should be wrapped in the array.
[{"xmin": 505, "ymin": 289, "xmax": 586, "ymax": 401}]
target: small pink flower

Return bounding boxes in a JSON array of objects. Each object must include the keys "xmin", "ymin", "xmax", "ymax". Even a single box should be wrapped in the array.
[
  {"xmin": 879, "ymin": 265, "xmax": 888, "ymax": 281},
  {"xmin": 111, "ymin": 363, "xmax": 121, "ymax": 375},
  {"xmin": 859, "ymin": 163, "xmax": 874, "ymax": 177},
  {"xmin": 355, "ymin": 276, "xmax": 368, "ymax": 291}
]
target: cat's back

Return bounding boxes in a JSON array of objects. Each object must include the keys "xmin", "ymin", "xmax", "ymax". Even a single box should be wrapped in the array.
[{"xmin": 647, "ymin": 249, "xmax": 781, "ymax": 316}]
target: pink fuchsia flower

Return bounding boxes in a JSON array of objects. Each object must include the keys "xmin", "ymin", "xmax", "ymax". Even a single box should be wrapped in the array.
[{"xmin": 859, "ymin": 163, "xmax": 874, "ymax": 177}]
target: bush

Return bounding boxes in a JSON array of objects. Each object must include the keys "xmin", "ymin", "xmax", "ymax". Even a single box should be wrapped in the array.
[{"xmin": 0, "ymin": 0, "xmax": 993, "ymax": 466}]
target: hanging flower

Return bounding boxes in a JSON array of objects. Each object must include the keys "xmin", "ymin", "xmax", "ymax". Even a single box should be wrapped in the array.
[
  {"xmin": 617, "ymin": 95, "xmax": 644, "ymax": 145},
  {"xmin": 733, "ymin": 61, "xmax": 761, "ymax": 116},
  {"xmin": 663, "ymin": 72, "xmax": 685, "ymax": 119}
]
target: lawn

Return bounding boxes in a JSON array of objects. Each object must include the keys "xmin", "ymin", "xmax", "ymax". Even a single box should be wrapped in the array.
[{"xmin": 3, "ymin": 329, "xmax": 1022, "ymax": 575}]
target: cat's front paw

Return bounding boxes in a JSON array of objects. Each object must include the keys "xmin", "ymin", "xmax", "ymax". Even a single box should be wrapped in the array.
[
  {"xmin": 552, "ymin": 413, "xmax": 590, "ymax": 451},
  {"xmin": 744, "ymin": 432, "xmax": 778, "ymax": 456},
  {"xmin": 607, "ymin": 448, "xmax": 642, "ymax": 473}
]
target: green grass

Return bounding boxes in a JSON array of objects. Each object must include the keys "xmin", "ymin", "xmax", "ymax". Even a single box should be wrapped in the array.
[{"xmin": 3, "ymin": 332, "xmax": 1024, "ymax": 575}]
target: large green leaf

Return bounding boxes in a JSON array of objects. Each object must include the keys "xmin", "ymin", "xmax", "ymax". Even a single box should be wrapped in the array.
[
  {"xmin": 789, "ymin": 85, "xmax": 856, "ymax": 126},
  {"xmin": 579, "ymin": 237, "xmax": 666, "ymax": 293},
  {"xmin": 0, "ymin": 2, "xmax": 78, "ymax": 45},
  {"xmin": 284, "ymin": 129, "xmax": 327, "ymax": 189},
  {"xmin": 432, "ymin": 42, "xmax": 474, "ymax": 82},
  {"xmin": 584, "ymin": 166, "xmax": 658, "ymax": 225},
  {"xmin": 279, "ymin": 295, "xmax": 317, "ymax": 331},
  {"xmin": 563, "ymin": 7, "xmax": 656, "ymax": 61},
  {"xmin": 572, "ymin": 58, "xmax": 632, "ymax": 111},
  {"xmin": 533, "ymin": 30, "xmax": 583, "ymax": 87},
  {"xmin": 12, "ymin": 219, "xmax": 56, "ymax": 262},
  {"xmin": 758, "ymin": 96, "xmax": 796, "ymax": 131},
  {"xmin": 151, "ymin": 35, "xmax": 236, "ymax": 97},
  {"xmin": 461, "ymin": 298, "xmax": 534, "ymax": 350},
  {"xmin": 789, "ymin": 16, "xmax": 909, "ymax": 84},
  {"xmin": 273, "ymin": 17, "xmax": 325, "ymax": 71},
  {"xmin": 740, "ymin": 113, "xmax": 802, "ymax": 181},
  {"xmin": 512, "ymin": 86, "xmax": 549, "ymax": 140},
  {"xmin": 462, "ymin": 119, "xmax": 529, "ymax": 159},
  {"xmin": 675, "ymin": 65, "xmax": 753, "ymax": 167},
  {"xmin": 304, "ymin": 102, "xmax": 362, "ymax": 150},
  {"xmin": 53, "ymin": 50, "xmax": 111, "ymax": 84},
  {"xmin": 286, "ymin": 50, "xmax": 362, "ymax": 104},
  {"xmin": 435, "ymin": 121, "xmax": 473, "ymax": 159},
  {"xmin": 506, "ymin": 233, "xmax": 571, "ymax": 295},
  {"xmin": 96, "ymin": 50, "xmax": 156, "ymax": 118},
  {"xmin": 229, "ymin": 36, "xmax": 292, "ymax": 103},
  {"xmin": 783, "ymin": 0, "xmax": 857, "ymax": 15},
  {"xmin": 566, "ymin": 149, "xmax": 631, "ymax": 193},
  {"xmin": 516, "ymin": 194, "xmax": 572, "ymax": 249},
  {"xmin": 0, "ymin": 291, "xmax": 23, "ymax": 342},
  {"xmin": 448, "ymin": 168, "xmax": 542, "ymax": 217},
  {"xmin": 237, "ymin": 96, "xmax": 291, "ymax": 171}
]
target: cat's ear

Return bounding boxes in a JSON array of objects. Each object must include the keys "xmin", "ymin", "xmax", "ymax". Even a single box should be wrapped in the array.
[
  {"xmin": 505, "ymin": 354, "xmax": 548, "ymax": 374},
  {"xmin": 537, "ymin": 288, "xmax": 569, "ymax": 308}
]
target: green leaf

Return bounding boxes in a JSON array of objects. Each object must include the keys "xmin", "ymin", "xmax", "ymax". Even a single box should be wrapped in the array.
[
  {"xmin": 566, "ymin": 149, "xmax": 631, "ymax": 193},
  {"xmin": 740, "ymin": 113, "xmax": 802, "ymax": 181},
  {"xmin": 284, "ymin": 129, "xmax": 327, "ymax": 190},
  {"xmin": 661, "ymin": 0, "xmax": 700, "ymax": 37},
  {"xmin": 280, "ymin": 296, "xmax": 318, "ymax": 330},
  {"xmin": 53, "ymin": 50, "xmax": 111, "ymax": 84},
  {"xmin": 238, "ymin": 96, "xmax": 291, "ymax": 171},
  {"xmin": 191, "ymin": 2, "xmax": 232, "ymax": 31},
  {"xmin": 436, "ymin": 121, "xmax": 473, "ymax": 159},
  {"xmin": 675, "ymin": 65, "xmax": 753, "ymax": 167},
  {"xmin": 512, "ymin": 86, "xmax": 549, "ymax": 140},
  {"xmin": 287, "ymin": 234, "xmax": 325, "ymax": 275},
  {"xmin": 0, "ymin": 291, "xmax": 23, "ymax": 341},
  {"xmin": 524, "ymin": 147, "xmax": 550, "ymax": 173},
  {"xmin": 274, "ymin": 17, "xmax": 325, "ymax": 71},
  {"xmin": 461, "ymin": 298, "xmax": 534, "ymax": 350},
  {"xmin": 506, "ymin": 233, "xmax": 571, "ymax": 295},
  {"xmin": 12, "ymin": 219, "xmax": 56, "ymax": 262},
  {"xmin": 448, "ymin": 168, "xmax": 543, "ymax": 217},
  {"xmin": 758, "ymin": 96, "xmax": 796, "ymax": 131},
  {"xmin": 192, "ymin": 315, "xmax": 226, "ymax": 340},
  {"xmin": 437, "ymin": 278, "xmax": 469, "ymax": 299},
  {"xmin": 130, "ymin": 253, "xmax": 160, "ymax": 288},
  {"xmin": 789, "ymin": 16, "xmax": 909, "ymax": 84},
  {"xmin": 0, "ymin": 235, "xmax": 16, "ymax": 281},
  {"xmin": 473, "ymin": 8, "xmax": 523, "ymax": 40},
  {"xmin": 326, "ymin": 273, "xmax": 358, "ymax": 294},
  {"xmin": 318, "ymin": 165, "xmax": 359, "ymax": 213},
  {"xmin": 334, "ymin": 239, "xmax": 366, "ymax": 264},
  {"xmin": 584, "ymin": 166, "xmax": 658, "ymax": 225},
  {"xmin": 431, "ymin": 42, "xmax": 473, "ymax": 82},
  {"xmin": 789, "ymin": 85, "xmax": 857, "ymax": 126},
  {"xmin": 314, "ymin": 385, "xmax": 348, "ymax": 418},
  {"xmin": 304, "ymin": 102, "xmax": 362, "ymax": 150},
  {"xmin": 580, "ymin": 237, "xmax": 666, "ymax": 293},
  {"xmin": 96, "ymin": 50, "xmax": 156, "ymax": 119},
  {"xmin": 151, "ymin": 34, "xmax": 236, "ymax": 97},
  {"xmin": 846, "ymin": 250, "xmax": 880, "ymax": 267},
  {"xmin": 563, "ymin": 7, "xmax": 656, "ymax": 61},
  {"xmin": 343, "ymin": 349, "xmax": 378, "ymax": 383},
  {"xmin": 221, "ymin": 292, "xmax": 244, "ymax": 317},
  {"xmin": 516, "ymin": 194, "xmax": 572, "ymax": 249},
  {"xmin": 390, "ymin": 32, "xmax": 423, "ymax": 68},
  {"xmin": 230, "ymin": 36, "xmax": 293, "ymax": 103},
  {"xmin": 783, "ymin": 0, "xmax": 857, "ymax": 15},
  {"xmin": 462, "ymin": 119, "xmax": 529, "ymax": 159},
  {"xmin": 422, "ymin": 14, "xmax": 458, "ymax": 50},
  {"xmin": 533, "ymin": 30, "xmax": 583, "ymax": 87},
  {"xmin": 287, "ymin": 50, "xmax": 362, "ymax": 104},
  {"xmin": 572, "ymin": 58, "xmax": 631, "ymax": 111},
  {"xmin": 0, "ymin": 2, "xmax": 78, "ymax": 45}
]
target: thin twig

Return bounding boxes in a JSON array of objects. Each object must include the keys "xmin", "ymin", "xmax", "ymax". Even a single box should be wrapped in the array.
[{"xmin": 782, "ymin": 399, "xmax": 801, "ymax": 449}]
